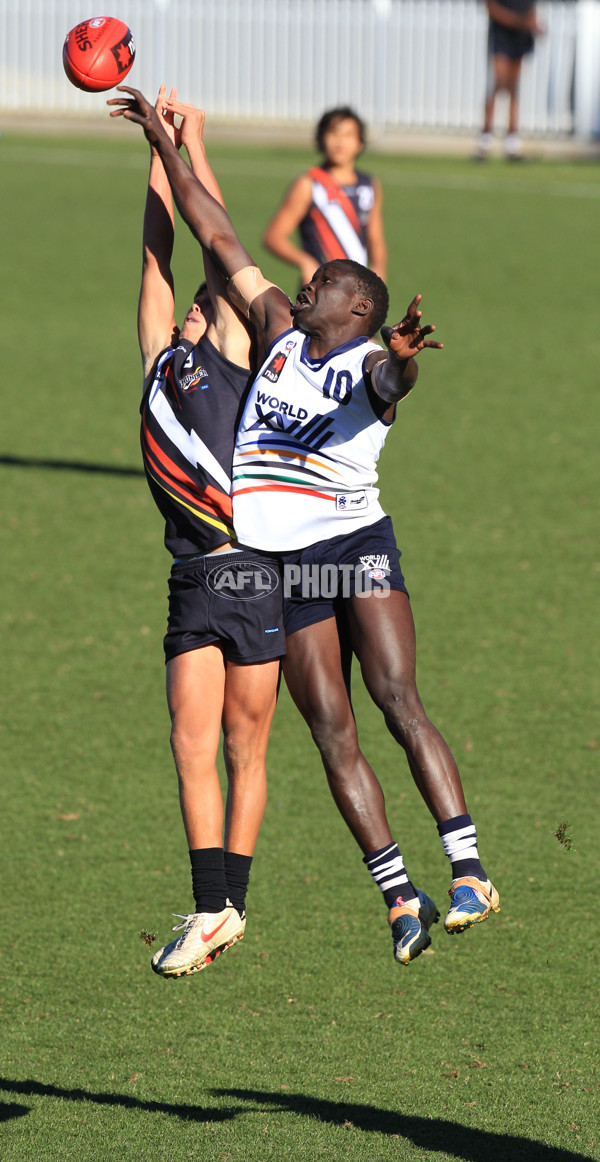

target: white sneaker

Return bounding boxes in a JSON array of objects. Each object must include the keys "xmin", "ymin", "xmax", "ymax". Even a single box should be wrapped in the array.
[
  {"xmin": 504, "ymin": 133, "xmax": 524, "ymax": 161},
  {"xmin": 151, "ymin": 903, "xmax": 246, "ymax": 978},
  {"xmin": 475, "ymin": 131, "xmax": 494, "ymax": 160}
]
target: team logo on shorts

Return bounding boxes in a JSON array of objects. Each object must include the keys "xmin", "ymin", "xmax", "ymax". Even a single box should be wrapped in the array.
[
  {"xmin": 207, "ymin": 561, "xmax": 280, "ymax": 601},
  {"xmin": 358, "ymin": 553, "xmax": 390, "ymax": 574}
]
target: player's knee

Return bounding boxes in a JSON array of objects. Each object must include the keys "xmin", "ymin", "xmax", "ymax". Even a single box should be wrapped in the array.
[
  {"xmin": 170, "ymin": 719, "xmax": 208, "ymax": 767},
  {"xmin": 223, "ymin": 727, "xmax": 255, "ymax": 776},
  {"xmin": 377, "ymin": 682, "xmax": 424, "ymax": 738},
  {"xmin": 309, "ymin": 706, "xmax": 359, "ymax": 768}
]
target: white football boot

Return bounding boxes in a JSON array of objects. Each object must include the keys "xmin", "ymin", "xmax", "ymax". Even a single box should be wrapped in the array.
[{"xmin": 151, "ymin": 903, "xmax": 245, "ymax": 977}]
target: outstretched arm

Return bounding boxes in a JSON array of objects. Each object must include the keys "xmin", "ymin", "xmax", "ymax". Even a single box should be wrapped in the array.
[
  {"xmin": 365, "ymin": 294, "xmax": 443, "ymax": 405},
  {"xmin": 137, "ymin": 84, "xmax": 179, "ymax": 384},
  {"xmin": 109, "ymin": 86, "xmax": 292, "ymax": 344},
  {"xmin": 166, "ymin": 95, "xmax": 252, "ymax": 368}
]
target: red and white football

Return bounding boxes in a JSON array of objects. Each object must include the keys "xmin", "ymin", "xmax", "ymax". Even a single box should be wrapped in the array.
[{"xmin": 63, "ymin": 16, "xmax": 135, "ymax": 92}]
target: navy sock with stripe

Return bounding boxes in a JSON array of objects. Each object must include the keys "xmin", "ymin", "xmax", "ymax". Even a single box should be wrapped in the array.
[
  {"xmin": 437, "ymin": 814, "xmax": 486, "ymax": 881},
  {"xmin": 364, "ymin": 842, "xmax": 418, "ymax": 909}
]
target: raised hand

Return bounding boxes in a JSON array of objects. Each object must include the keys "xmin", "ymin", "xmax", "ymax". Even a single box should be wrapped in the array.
[
  {"xmin": 155, "ymin": 84, "xmax": 181, "ymax": 148},
  {"xmin": 163, "ymin": 96, "xmax": 207, "ymax": 154},
  {"xmin": 107, "ymin": 86, "xmax": 164, "ymax": 146},
  {"xmin": 380, "ymin": 295, "xmax": 443, "ymax": 360}
]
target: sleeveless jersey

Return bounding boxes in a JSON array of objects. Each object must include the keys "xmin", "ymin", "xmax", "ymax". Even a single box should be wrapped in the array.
[
  {"xmin": 140, "ymin": 333, "xmax": 252, "ymax": 556},
  {"xmin": 232, "ymin": 328, "xmax": 394, "ymax": 552},
  {"xmin": 299, "ymin": 167, "xmax": 375, "ymax": 267}
]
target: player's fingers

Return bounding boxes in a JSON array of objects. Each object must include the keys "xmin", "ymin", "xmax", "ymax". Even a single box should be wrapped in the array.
[
  {"xmin": 163, "ymin": 95, "xmax": 182, "ymax": 114},
  {"xmin": 422, "ymin": 340, "xmax": 444, "ymax": 349},
  {"xmin": 164, "ymin": 99, "xmax": 188, "ymax": 115},
  {"xmin": 401, "ymin": 311, "xmax": 422, "ymax": 333},
  {"xmin": 109, "ymin": 109, "xmax": 142, "ymax": 124},
  {"xmin": 165, "ymin": 100, "xmax": 201, "ymax": 118},
  {"xmin": 405, "ymin": 293, "xmax": 422, "ymax": 317},
  {"xmin": 162, "ymin": 89, "xmax": 176, "ymax": 118}
]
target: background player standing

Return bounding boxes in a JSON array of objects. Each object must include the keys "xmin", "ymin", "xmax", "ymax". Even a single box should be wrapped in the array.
[
  {"xmin": 135, "ymin": 88, "xmax": 284, "ymax": 979},
  {"xmin": 263, "ymin": 106, "xmax": 387, "ymax": 287},
  {"xmin": 477, "ymin": 0, "xmax": 543, "ymax": 160}
]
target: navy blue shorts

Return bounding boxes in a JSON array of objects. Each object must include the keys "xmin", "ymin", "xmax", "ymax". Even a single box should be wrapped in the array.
[
  {"xmin": 489, "ymin": 22, "xmax": 534, "ymax": 60},
  {"xmin": 279, "ymin": 516, "xmax": 408, "ymax": 638},
  {"xmin": 164, "ymin": 549, "xmax": 285, "ymax": 664}
]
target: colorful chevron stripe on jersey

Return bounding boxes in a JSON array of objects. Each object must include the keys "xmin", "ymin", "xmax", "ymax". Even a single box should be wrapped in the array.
[
  {"xmin": 232, "ymin": 329, "xmax": 392, "ymax": 552},
  {"xmin": 299, "ymin": 166, "xmax": 374, "ymax": 266},
  {"xmin": 140, "ymin": 336, "xmax": 251, "ymax": 556}
]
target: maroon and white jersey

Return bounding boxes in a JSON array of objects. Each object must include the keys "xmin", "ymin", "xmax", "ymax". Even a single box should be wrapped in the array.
[{"xmin": 299, "ymin": 167, "xmax": 375, "ymax": 266}]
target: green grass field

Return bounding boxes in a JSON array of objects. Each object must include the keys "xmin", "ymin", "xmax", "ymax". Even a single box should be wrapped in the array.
[{"xmin": 0, "ymin": 125, "xmax": 599, "ymax": 1161}]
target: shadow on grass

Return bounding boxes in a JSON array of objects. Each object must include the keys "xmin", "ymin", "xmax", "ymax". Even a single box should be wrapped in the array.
[
  {"xmin": 0, "ymin": 1078, "xmax": 592, "ymax": 1160},
  {"xmin": 213, "ymin": 1088, "xmax": 592, "ymax": 1162},
  {"xmin": 0, "ymin": 454, "xmax": 143, "ymax": 478},
  {"xmin": 0, "ymin": 1102, "xmax": 31, "ymax": 1123},
  {"xmin": 0, "ymin": 1078, "xmax": 240, "ymax": 1123}
]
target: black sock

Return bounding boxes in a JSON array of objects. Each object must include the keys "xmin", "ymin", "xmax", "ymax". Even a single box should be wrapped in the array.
[
  {"xmin": 189, "ymin": 847, "xmax": 229, "ymax": 914},
  {"xmin": 224, "ymin": 851, "xmax": 253, "ymax": 915}
]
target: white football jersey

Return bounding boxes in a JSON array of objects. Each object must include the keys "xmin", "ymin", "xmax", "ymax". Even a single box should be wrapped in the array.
[{"xmin": 232, "ymin": 328, "xmax": 397, "ymax": 551}]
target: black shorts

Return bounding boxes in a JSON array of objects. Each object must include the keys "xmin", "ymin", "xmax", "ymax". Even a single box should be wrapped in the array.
[
  {"xmin": 164, "ymin": 549, "xmax": 285, "ymax": 664},
  {"xmin": 279, "ymin": 515, "xmax": 408, "ymax": 638},
  {"xmin": 489, "ymin": 22, "xmax": 534, "ymax": 60}
]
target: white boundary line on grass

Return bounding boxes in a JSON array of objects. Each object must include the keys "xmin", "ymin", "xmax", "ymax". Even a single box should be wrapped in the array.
[{"xmin": 2, "ymin": 144, "xmax": 600, "ymax": 201}]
